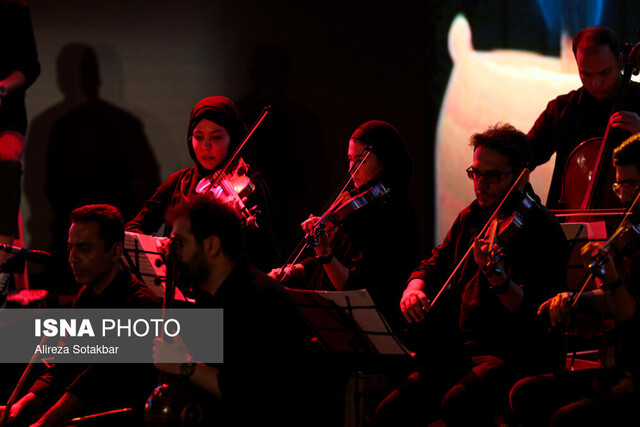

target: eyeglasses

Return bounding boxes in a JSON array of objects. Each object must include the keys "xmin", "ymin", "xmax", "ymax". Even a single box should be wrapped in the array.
[
  {"xmin": 612, "ymin": 181, "xmax": 640, "ymax": 199},
  {"xmin": 466, "ymin": 166, "xmax": 512, "ymax": 185}
]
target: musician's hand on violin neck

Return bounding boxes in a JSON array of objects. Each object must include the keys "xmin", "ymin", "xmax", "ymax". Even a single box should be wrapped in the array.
[
  {"xmin": 609, "ymin": 111, "xmax": 640, "ymax": 134},
  {"xmin": 301, "ymin": 215, "xmax": 321, "ymax": 235},
  {"xmin": 301, "ymin": 215, "xmax": 330, "ymax": 253},
  {"xmin": 580, "ymin": 242, "xmax": 618, "ymax": 284},
  {"xmin": 537, "ymin": 293, "xmax": 573, "ymax": 327},
  {"xmin": 401, "ymin": 279, "xmax": 431, "ymax": 324},
  {"xmin": 472, "ymin": 237, "xmax": 491, "ymax": 268},
  {"xmin": 472, "ymin": 237, "xmax": 504, "ymax": 275}
]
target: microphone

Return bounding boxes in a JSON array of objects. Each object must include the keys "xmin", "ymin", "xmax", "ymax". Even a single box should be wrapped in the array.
[{"xmin": 0, "ymin": 244, "xmax": 52, "ymax": 264}]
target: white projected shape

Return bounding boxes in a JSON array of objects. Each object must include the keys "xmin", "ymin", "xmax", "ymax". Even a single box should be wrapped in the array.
[{"xmin": 435, "ymin": 15, "xmax": 583, "ymax": 241}]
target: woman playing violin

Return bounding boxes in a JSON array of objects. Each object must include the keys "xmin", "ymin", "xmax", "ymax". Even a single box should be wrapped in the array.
[
  {"xmin": 269, "ymin": 120, "xmax": 419, "ymax": 334},
  {"xmin": 126, "ymin": 96, "xmax": 280, "ymax": 272}
]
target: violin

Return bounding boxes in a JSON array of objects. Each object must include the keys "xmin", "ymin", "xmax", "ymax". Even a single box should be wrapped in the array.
[
  {"xmin": 428, "ymin": 169, "xmax": 533, "ymax": 308},
  {"xmin": 568, "ymin": 187, "xmax": 640, "ymax": 311},
  {"xmin": 196, "ymin": 157, "xmax": 259, "ymax": 229},
  {"xmin": 584, "ymin": 190, "xmax": 640, "ymax": 279},
  {"xmin": 305, "ymin": 182, "xmax": 391, "ymax": 247},
  {"xmin": 482, "ymin": 191, "xmax": 538, "ymax": 277},
  {"xmin": 274, "ymin": 146, "xmax": 389, "ymax": 279},
  {"xmin": 195, "ymin": 106, "xmax": 271, "ymax": 229}
]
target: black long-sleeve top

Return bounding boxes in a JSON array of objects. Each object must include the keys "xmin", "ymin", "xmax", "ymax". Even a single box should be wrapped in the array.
[
  {"xmin": 126, "ymin": 165, "xmax": 281, "ymax": 272},
  {"xmin": 192, "ymin": 263, "xmax": 327, "ymax": 426},
  {"xmin": 409, "ymin": 189, "xmax": 569, "ymax": 372},
  {"xmin": 295, "ymin": 180, "xmax": 420, "ymax": 335},
  {"xmin": 28, "ymin": 267, "xmax": 159, "ymax": 416},
  {"xmin": 528, "ymin": 82, "xmax": 640, "ymax": 209}
]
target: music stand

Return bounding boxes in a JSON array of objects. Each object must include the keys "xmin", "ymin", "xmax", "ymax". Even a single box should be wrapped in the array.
[
  {"xmin": 286, "ymin": 288, "xmax": 410, "ymax": 427},
  {"xmin": 122, "ymin": 232, "xmax": 190, "ymax": 302}
]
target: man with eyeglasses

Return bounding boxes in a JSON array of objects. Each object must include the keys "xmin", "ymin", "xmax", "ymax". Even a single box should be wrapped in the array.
[
  {"xmin": 510, "ymin": 133, "xmax": 640, "ymax": 426},
  {"xmin": 375, "ymin": 124, "xmax": 569, "ymax": 426}
]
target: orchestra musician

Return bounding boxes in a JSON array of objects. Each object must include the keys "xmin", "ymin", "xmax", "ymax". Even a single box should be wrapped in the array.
[
  {"xmin": 510, "ymin": 133, "xmax": 640, "ymax": 427},
  {"xmin": 528, "ymin": 26, "xmax": 640, "ymax": 209},
  {"xmin": 126, "ymin": 96, "xmax": 280, "ymax": 272},
  {"xmin": 0, "ymin": 205, "xmax": 159, "ymax": 427},
  {"xmin": 267, "ymin": 120, "xmax": 419, "ymax": 336},
  {"xmin": 152, "ymin": 195, "xmax": 328, "ymax": 427},
  {"xmin": 375, "ymin": 124, "xmax": 569, "ymax": 426}
]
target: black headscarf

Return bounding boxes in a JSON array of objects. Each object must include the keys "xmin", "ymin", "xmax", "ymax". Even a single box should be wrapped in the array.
[
  {"xmin": 350, "ymin": 120, "xmax": 413, "ymax": 191},
  {"xmin": 187, "ymin": 96, "xmax": 248, "ymax": 175}
]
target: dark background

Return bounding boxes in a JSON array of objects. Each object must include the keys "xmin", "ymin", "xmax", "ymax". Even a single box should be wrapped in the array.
[{"xmin": 20, "ymin": 0, "xmax": 640, "ymax": 290}]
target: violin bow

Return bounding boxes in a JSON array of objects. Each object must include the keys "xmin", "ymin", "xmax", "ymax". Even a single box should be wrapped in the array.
[
  {"xmin": 568, "ymin": 185, "xmax": 640, "ymax": 312},
  {"xmin": 428, "ymin": 168, "xmax": 529, "ymax": 308},
  {"xmin": 276, "ymin": 146, "xmax": 374, "ymax": 278},
  {"xmin": 212, "ymin": 105, "xmax": 271, "ymax": 187}
]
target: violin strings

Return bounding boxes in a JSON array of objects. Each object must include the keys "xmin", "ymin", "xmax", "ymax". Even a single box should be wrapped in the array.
[
  {"xmin": 278, "ymin": 146, "xmax": 374, "ymax": 276},
  {"xmin": 568, "ymin": 184, "xmax": 640, "ymax": 313},
  {"xmin": 318, "ymin": 145, "xmax": 373, "ymax": 215},
  {"xmin": 429, "ymin": 168, "xmax": 529, "ymax": 308}
]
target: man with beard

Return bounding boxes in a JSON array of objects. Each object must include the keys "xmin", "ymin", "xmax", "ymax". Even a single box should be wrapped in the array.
[
  {"xmin": 153, "ymin": 195, "xmax": 328, "ymax": 427},
  {"xmin": 510, "ymin": 133, "xmax": 640, "ymax": 426},
  {"xmin": 375, "ymin": 124, "xmax": 569, "ymax": 426}
]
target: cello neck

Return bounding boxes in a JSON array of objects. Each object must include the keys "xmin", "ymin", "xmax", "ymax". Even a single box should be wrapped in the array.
[{"xmin": 581, "ymin": 51, "xmax": 635, "ymax": 210}]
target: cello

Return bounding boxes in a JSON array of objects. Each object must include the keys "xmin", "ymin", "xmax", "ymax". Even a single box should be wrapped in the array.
[{"xmin": 559, "ymin": 41, "xmax": 640, "ymax": 215}]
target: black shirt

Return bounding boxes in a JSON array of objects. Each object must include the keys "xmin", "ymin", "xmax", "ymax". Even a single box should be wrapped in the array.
[
  {"xmin": 529, "ymin": 82, "xmax": 640, "ymax": 209},
  {"xmin": 409, "ymin": 189, "xmax": 569, "ymax": 373},
  {"xmin": 192, "ymin": 262, "xmax": 327, "ymax": 426}
]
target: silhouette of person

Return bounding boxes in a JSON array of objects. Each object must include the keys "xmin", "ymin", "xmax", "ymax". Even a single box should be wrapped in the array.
[
  {"xmin": 24, "ymin": 43, "xmax": 160, "ymax": 293},
  {"xmin": 236, "ymin": 43, "xmax": 329, "ymax": 259}
]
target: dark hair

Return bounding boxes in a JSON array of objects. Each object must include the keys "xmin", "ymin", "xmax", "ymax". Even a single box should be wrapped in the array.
[
  {"xmin": 572, "ymin": 26, "xmax": 621, "ymax": 58},
  {"xmin": 166, "ymin": 195, "xmax": 246, "ymax": 263},
  {"xmin": 613, "ymin": 133, "xmax": 640, "ymax": 171},
  {"xmin": 69, "ymin": 204, "xmax": 124, "ymax": 250},
  {"xmin": 350, "ymin": 120, "xmax": 413, "ymax": 190},
  {"xmin": 470, "ymin": 123, "xmax": 531, "ymax": 174}
]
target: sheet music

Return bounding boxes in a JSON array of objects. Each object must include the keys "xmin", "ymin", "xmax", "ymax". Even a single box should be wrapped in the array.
[
  {"xmin": 286, "ymin": 288, "xmax": 410, "ymax": 356},
  {"xmin": 122, "ymin": 231, "xmax": 190, "ymax": 302},
  {"xmin": 122, "ymin": 232, "xmax": 165, "ymax": 297}
]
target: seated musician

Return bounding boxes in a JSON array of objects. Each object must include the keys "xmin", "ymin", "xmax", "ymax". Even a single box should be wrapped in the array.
[
  {"xmin": 125, "ymin": 96, "xmax": 280, "ymax": 272},
  {"xmin": 375, "ymin": 124, "xmax": 569, "ymax": 426},
  {"xmin": 152, "ymin": 195, "xmax": 328, "ymax": 427},
  {"xmin": 0, "ymin": 205, "xmax": 159, "ymax": 427},
  {"xmin": 268, "ymin": 120, "xmax": 419, "ymax": 335},
  {"xmin": 528, "ymin": 25, "xmax": 640, "ymax": 209},
  {"xmin": 510, "ymin": 133, "xmax": 640, "ymax": 427}
]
